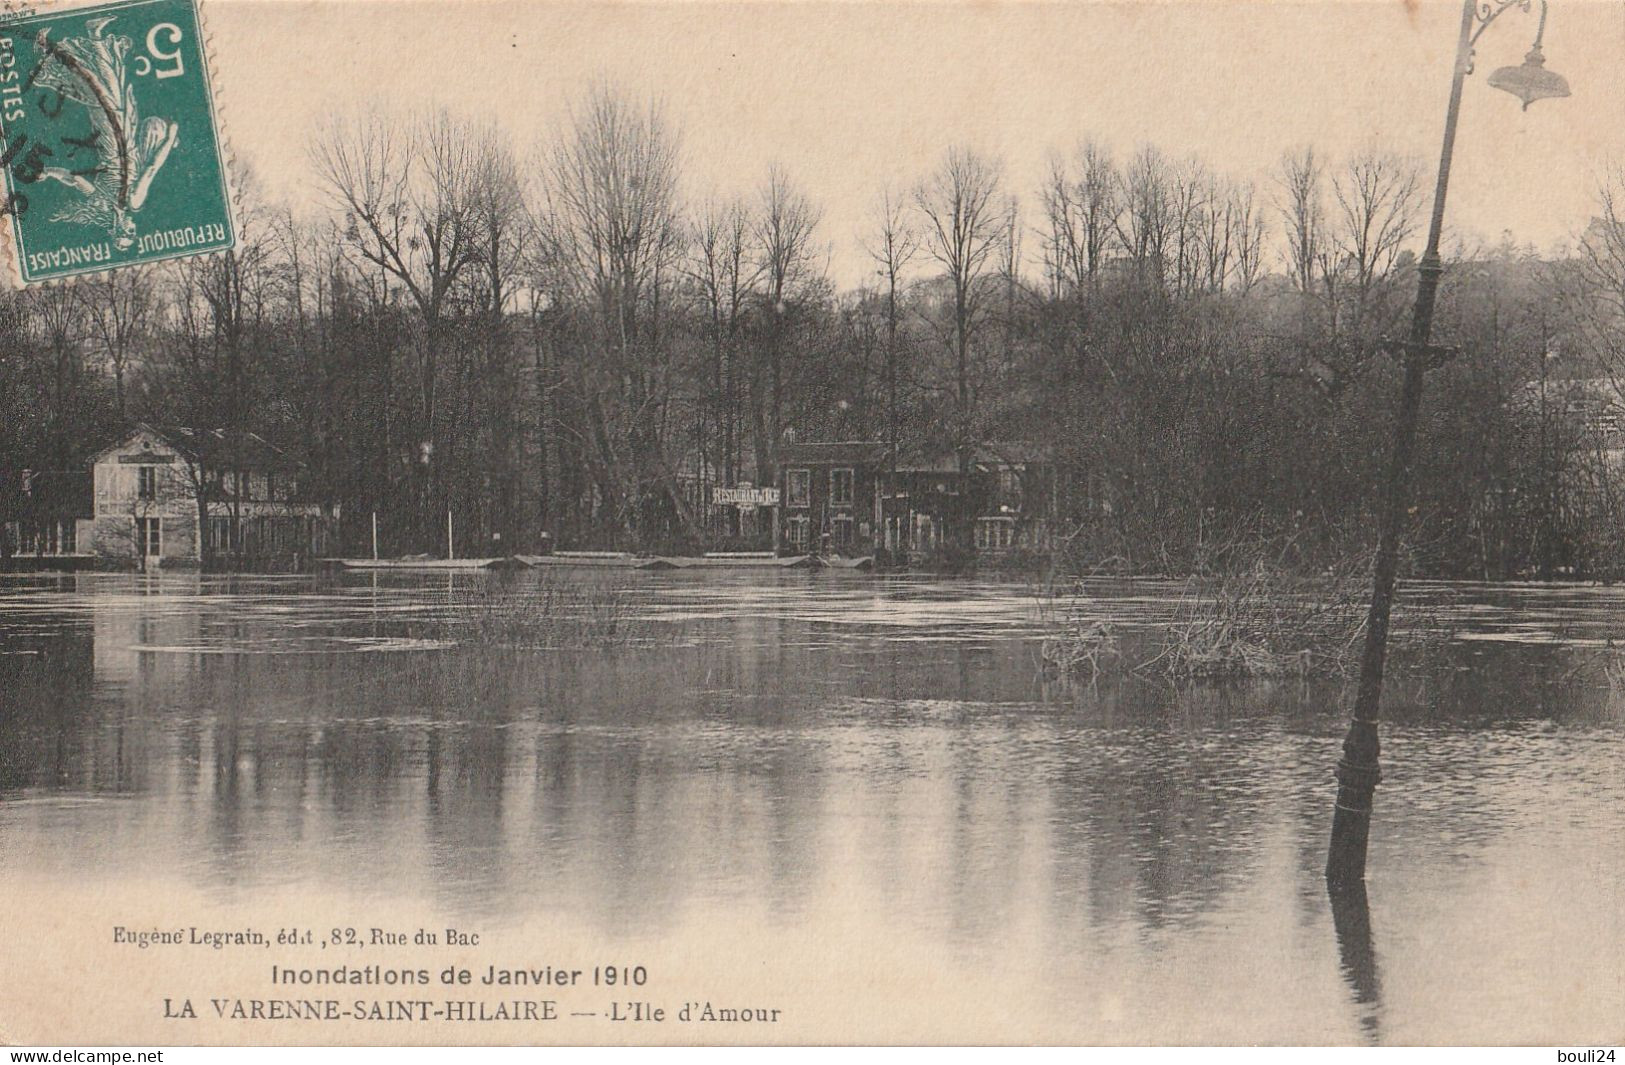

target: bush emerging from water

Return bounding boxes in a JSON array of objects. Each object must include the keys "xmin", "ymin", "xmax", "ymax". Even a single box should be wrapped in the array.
[
  {"xmin": 420, "ymin": 576, "xmax": 657, "ymax": 651},
  {"xmin": 1042, "ymin": 536, "xmax": 1451, "ymax": 680},
  {"xmin": 1146, "ymin": 554, "xmax": 1372, "ymax": 678},
  {"xmin": 1039, "ymin": 612, "xmax": 1121, "ymax": 677}
]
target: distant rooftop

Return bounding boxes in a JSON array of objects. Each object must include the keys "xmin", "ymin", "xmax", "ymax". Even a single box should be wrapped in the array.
[
  {"xmin": 779, "ymin": 441, "xmax": 887, "ymax": 465},
  {"xmin": 91, "ymin": 424, "xmax": 303, "ymax": 472}
]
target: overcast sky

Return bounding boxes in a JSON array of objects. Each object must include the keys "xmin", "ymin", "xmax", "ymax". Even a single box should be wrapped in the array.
[{"xmin": 208, "ymin": 0, "xmax": 1625, "ymax": 287}]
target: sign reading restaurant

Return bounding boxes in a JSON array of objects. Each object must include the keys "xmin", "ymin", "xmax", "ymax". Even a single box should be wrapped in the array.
[{"xmin": 713, "ymin": 485, "xmax": 780, "ymax": 507}]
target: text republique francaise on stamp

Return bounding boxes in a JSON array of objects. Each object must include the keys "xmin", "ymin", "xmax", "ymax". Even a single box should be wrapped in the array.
[{"xmin": 0, "ymin": 0, "xmax": 234, "ymax": 284}]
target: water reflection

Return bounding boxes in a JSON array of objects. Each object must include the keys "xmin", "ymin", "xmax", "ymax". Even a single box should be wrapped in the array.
[
  {"xmin": 0, "ymin": 573, "xmax": 1622, "ymax": 1041},
  {"xmin": 1329, "ymin": 881, "xmax": 1382, "ymax": 1044}
]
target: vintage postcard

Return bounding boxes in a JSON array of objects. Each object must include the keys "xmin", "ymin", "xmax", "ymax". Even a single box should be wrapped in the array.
[{"xmin": 1, "ymin": 0, "xmax": 1624, "ymax": 1048}]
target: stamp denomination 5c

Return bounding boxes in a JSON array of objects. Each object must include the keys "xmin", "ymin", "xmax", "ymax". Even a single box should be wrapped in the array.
[{"xmin": 0, "ymin": 0, "xmax": 233, "ymax": 283}]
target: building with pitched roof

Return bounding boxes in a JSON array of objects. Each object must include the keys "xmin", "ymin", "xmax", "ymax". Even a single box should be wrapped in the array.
[{"xmin": 80, "ymin": 424, "xmax": 333, "ymax": 568}]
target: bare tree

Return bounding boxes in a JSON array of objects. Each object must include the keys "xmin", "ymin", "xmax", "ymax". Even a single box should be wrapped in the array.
[
  {"xmin": 1225, "ymin": 181, "xmax": 1269, "ymax": 295},
  {"xmin": 690, "ymin": 195, "xmax": 760, "ymax": 512},
  {"xmin": 1273, "ymin": 145, "xmax": 1419, "ymax": 393},
  {"xmin": 159, "ymin": 174, "xmax": 278, "ymax": 565},
  {"xmin": 79, "ymin": 267, "xmax": 153, "ymax": 421},
  {"xmin": 861, "ymin": 186, "xmax": 920, "ymax": 465},
  {"xmin": 311, "ymin": 107, "xmax": 484, "ymax": 549},
  {"xmin": 1566, "ymin": 170, "xmax": 1625, "ymax": 393},
  {"xmin": 1274, "ymin": 146, "xmax": 1346, "ymax": 397},
  {"xmin": 915, "ymin": 146, "xmax": 1007, "ymax": 548},
  {"xmin": 749, "ymin": 163, "xmax": 824, "ymax": 485},
  {"xmin": 465, "ymin": 125, "xmax": 529, "ymax": 549},
  {"xmin": 538, "ymin": 83, "xmax": 690, "ymax": 544},
  {"xmin": 1275, "ymin": 147, "xmax": 1326, "ymax": 309},
  {"xmin": 1115, "ymin": 145, "xmax": 1175, "ymax": 285},
  {"xmin": 1041, "ymin": 139, "xmax": 1119, "ymax": 295},
  {"xmin": 24, "ymin": 285, "xmax": 89, "ymax": 465},
  {"xmin": 1167, "ymin": 156, "xmax": 1214, "ymax": 296},
  {"xmin": 1330, "ymin": 148, "xmax": 1423, "ymax": 336}
]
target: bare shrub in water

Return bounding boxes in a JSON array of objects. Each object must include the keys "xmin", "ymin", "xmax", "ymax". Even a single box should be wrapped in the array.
[
  {"xmin": 1041, "ymin": 534, "xmax": 1451, "ymax": 680},
  {"xmin": 1144, "ymin": 550, "xmax": 1372, "ymax": 678},
  {"xmin": 1603, "ymin": 652, "xmax": 1625, "ymax": 694},
  {"xmin": 1036, "ymin": 566, "xmax": 1124, "ymax": 677},
  {"xmin": 424, "ymin": 577, "xmax": 656, "ymax": 650},
  {"xmin": 1039, "ymin": 613, "xmax": 1121, "ymax": 677}
]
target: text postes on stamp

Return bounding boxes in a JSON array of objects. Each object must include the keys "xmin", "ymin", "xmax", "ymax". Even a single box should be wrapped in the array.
[{"xmin": 0, "ymin": 0, "xmax": 233, "ymax": 283}]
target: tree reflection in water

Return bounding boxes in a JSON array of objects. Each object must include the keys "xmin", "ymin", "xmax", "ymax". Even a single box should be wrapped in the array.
[{"xmin": 3, "ymin": 574, "xmax": 1624, "ymax": 1041}]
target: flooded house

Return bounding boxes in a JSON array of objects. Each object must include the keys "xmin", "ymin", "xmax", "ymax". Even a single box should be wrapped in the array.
[
  {"xmin": 890, "ymin": 443, "xmax": 1057, "ymax": 558},
  {"xmin": 776, "ymin": 440, "xmax": 1056, "ymax": 560},
  {"xmin": 1531, "ymin": 378, "xmax": 1625, "ymax": 464},
  {"xmin": 0, "ymin": 468, "xmax": 93, "ymax": 565},
  {"xmin": 777, "ymin": 441, "xmax": 886, "ymax": 553},
  {"xmin": 81, "ymin": 425, "xmax": 332, "ymax": 569}
]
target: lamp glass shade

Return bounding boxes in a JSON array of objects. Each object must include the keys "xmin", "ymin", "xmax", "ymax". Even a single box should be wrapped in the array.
[{"xmin": 1487, "ymin": 48, "xmax": 1571, "ymax": 110}]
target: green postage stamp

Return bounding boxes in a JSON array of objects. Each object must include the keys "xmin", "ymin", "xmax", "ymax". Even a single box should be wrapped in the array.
[{"xmin": 0, "ymin": 0, "xmax": 233, "ymax": 283}]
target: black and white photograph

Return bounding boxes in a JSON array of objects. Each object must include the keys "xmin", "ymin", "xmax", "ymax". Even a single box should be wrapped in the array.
[{"xmin": 1, "ymin": 0, "xmax": 1623, "ymax": 1047}]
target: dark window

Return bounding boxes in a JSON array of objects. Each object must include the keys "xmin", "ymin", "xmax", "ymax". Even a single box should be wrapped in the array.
[
  {"xmin": 137, "ymin": 466, "xmax": 156, "ymax": 501},
  {"xmin": 830, "ymin": 468, "xmax": 854, "ymax": 507},
  {"xmin": 137, "ymin": 517, "xmax": 161, "ymax": 557},
  {"xmin": 976, "ymin": 517, "xmax": 1014, "ymax": 551},
  {"xmin": 787, "ymin": 469, "xmax": 811, "ymax": 508}
]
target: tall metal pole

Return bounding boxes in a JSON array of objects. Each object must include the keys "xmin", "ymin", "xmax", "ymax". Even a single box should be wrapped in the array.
[{"xmin": 1326, "ymin": 0, "xmax": 1475, "ymax": 886}]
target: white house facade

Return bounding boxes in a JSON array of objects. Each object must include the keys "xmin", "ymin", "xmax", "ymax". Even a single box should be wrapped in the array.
[{"xmin": 81, "ymin": 426, "xmax": 330, "ymax": 568}]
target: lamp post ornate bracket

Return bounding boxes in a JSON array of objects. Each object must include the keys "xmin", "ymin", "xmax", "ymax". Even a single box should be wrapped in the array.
[{"xmin": 1470, "ymin": 0, "xmax": 1534, "ymax": 54}]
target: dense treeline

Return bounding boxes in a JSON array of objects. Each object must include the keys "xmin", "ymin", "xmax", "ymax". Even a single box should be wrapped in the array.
[{"xmin": 4, "ymin": 85, "xmax": 1625, "ymax": 576}]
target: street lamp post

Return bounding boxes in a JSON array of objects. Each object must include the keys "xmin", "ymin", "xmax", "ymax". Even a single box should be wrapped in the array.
[{"xmin": 1326, "ymin": 0, "xmax": 1569, "ymax": 887}]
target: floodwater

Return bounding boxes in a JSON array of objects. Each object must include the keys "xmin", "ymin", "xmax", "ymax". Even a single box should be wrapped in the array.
[{"xmin": 0, "ymin": 571, "xmax": 1621, "ymax": 1044}]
